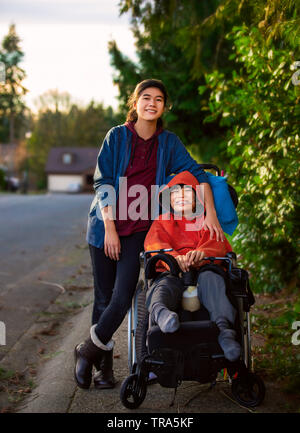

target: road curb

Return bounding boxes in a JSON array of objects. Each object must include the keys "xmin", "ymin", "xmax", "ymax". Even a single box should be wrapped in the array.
[{"xmin": 18, "ymin": 302, "xmax": 92, "ymax": 413}]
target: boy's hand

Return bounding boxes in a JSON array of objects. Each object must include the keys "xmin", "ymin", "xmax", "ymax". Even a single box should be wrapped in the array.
[
  {"xmin": 185, "ymin": 250, "xmax": 205, "ymax": 268},
  {"xmin": 175, "ymin": 255, "xmax": 190, "ymax": 272}
]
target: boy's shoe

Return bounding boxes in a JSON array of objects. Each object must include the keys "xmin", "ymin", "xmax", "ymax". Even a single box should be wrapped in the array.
[{"xmin": 147, "ymin": 371, "xmax": 158, "ymax": 385}]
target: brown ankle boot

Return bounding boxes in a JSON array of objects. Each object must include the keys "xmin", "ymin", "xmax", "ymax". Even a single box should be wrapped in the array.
[
  {"xmin": 74, "ymin": 337, "xmax": 105, "ymax": 389},
  {"xmin": 94, "ymin": 349, "xmax": 116, "ymax": 389},
  {"xmin": 74, "ymin": 326, "xmax": 114, "ymax": 389}
]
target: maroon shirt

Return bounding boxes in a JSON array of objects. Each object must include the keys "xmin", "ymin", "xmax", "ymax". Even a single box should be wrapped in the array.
[{"xmin": 114, "ymin": 121, "xmax": 163, "ymax": 236}]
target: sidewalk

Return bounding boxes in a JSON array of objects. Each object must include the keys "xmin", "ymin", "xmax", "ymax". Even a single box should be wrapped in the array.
[
  {"xmin": 15, "ymin": 296, "xmax": 293, "ymax": 414},
  {"xmin": 17, "ymin": 301, "xmax": 184, "ymax": 414}
]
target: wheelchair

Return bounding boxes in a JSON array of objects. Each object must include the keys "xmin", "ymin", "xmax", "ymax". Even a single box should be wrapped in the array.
[{"xmin": 120, "ymin": 165, "xmax": 266, "ymax": 410}]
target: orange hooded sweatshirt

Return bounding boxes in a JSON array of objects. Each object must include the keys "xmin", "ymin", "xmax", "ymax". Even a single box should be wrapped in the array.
[{"xmin": 144, "ymin": 171, "xmax": 232, "ymax": 272}]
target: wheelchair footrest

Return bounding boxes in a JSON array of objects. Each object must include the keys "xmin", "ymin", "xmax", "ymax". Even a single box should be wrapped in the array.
[
  {"xmin": 148, "ymin": 321, "xmax": 221, "ymax": 354},
  {"xmin": 147, "ymin": 321, "xmax": 225, "ymax": 385}
]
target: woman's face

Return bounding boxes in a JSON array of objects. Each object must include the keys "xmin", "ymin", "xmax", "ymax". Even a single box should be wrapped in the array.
[{"xmin": 134, "ymin": 87, "xmax": 165, "ymax": 122}]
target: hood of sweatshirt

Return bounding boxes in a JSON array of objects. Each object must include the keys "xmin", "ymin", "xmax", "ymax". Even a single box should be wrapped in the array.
[{"xmin": 159, "ymin": 170, "xmax": 204, "ymax": 217}]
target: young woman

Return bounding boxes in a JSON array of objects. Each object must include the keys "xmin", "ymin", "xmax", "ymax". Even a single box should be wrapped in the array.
[{"xmin": 74, "ymin": 79, "xmax": 224, "ymax": 390}]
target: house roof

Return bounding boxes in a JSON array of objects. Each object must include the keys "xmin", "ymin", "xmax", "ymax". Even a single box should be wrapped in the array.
[{"xmin": 45, "ymin": 147, "xmax": 99, "ymax": 174}]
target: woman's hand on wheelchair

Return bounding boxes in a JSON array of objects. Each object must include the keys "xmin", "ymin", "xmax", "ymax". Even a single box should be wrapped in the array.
[{"xmin": 202, "ymin": 212, "xmax": 225, "ymax": 242}]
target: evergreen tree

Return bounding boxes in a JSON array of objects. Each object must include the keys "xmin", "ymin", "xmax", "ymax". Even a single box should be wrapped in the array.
[{"xmin": 0, "ymin": 24, "xmax": 28, "ymax": 143}]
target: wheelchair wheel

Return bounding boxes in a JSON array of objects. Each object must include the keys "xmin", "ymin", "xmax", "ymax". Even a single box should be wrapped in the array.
[
  {"xmin": 120, "ymin": 374, "xmax": 147, "ymax": 409},
  {"xmin": 231, "ymin": 372, "xmax": 265, "ymax": 408}
]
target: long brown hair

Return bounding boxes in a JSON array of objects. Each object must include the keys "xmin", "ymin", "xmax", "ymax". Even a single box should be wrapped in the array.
[{"xmin": 126, "ymin": 79, "xmax": 169, "ymax": 127}]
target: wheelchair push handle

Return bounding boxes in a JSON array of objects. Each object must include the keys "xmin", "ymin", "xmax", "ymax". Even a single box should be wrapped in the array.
[
  {"xmin": 199, "ymin": 164, "xmax": 239, "ymax": 208},
  {"xmin": 144, "ymin": 250, "xmax": 181, "ymax": 280},
  {"xmin": 199, "ymin": 163, "xmax": 221, "ymax": 176},
  {"xmin": 140, "ymin": 248, "xmax": 173, "ymax": 260},
  {"xmin": 203, "ymin": 252, "xmax": 237, "ymax": 268}
]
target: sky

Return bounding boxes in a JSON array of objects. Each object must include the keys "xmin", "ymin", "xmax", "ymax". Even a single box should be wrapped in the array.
[{"xmin": 0, "ymin": 0, "xmax": 138, "ymax": 112}]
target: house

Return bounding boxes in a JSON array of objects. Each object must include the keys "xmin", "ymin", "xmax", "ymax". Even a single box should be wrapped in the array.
[{"xmin": 45, "ymin": 147, "xmax": 99, "ymax": 192}]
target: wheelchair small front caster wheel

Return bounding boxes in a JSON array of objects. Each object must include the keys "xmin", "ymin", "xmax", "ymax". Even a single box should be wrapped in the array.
[
  {"xmin": 120, "ymin": 374, "xmax": 147, "ymax": 409},
  {"xmin": 231, "ymin": 372, "xmax": 265, "ymax": 408}
]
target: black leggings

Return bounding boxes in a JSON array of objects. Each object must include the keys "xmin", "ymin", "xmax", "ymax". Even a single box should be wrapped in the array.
[{"xmin": 89, "ymin": 231, "xmax": 146, "ymax": 345}]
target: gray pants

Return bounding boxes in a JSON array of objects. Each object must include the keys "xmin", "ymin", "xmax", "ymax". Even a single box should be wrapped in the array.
[
  {"xmin": 147, "ymin": 270, "xmax": 236, "ymax": 326},
  {"xmin": 197, "ymin": 271, "xmax": 236, "ymax": 325}
]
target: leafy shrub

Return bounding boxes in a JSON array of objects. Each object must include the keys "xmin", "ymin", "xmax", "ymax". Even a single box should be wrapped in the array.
[{"xmin": 202, "ymin": 25, "xmax": 300, "ymax": 292}]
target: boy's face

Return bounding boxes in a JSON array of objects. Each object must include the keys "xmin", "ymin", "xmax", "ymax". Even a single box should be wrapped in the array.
[{"xmin": 170, "ymin": 185, "xmax": 195, "ymax": 217}]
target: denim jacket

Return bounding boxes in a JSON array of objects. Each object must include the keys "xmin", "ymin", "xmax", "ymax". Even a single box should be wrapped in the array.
[{"xmin": 86, "ymin": 125, "xmax": 209, "ymax": 248}]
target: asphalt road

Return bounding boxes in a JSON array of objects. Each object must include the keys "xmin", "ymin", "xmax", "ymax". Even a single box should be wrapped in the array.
[
  {"xmin": 0, "ymin": 192, "xmax": 94, "ymax": 359},
  {"xmin": 0, "ymin": 193, "xmax": 93, "ymax": 285}
]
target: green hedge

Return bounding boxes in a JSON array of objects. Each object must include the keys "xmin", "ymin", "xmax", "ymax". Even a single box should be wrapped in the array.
[{"xmin": 202, "ymin": 25, "xmax": 300, "ymax": 292}]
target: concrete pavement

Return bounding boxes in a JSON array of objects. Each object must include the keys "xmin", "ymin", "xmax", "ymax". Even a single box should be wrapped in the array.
[{"xmin": 15, "ymin": 292, "xmax": 294, "ymax": 414}]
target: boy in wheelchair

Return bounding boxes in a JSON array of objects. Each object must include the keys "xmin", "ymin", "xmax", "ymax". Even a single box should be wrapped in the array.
[{"xmin": 144, "ymin": 171, "xmax": 241, "ymax": 362}]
